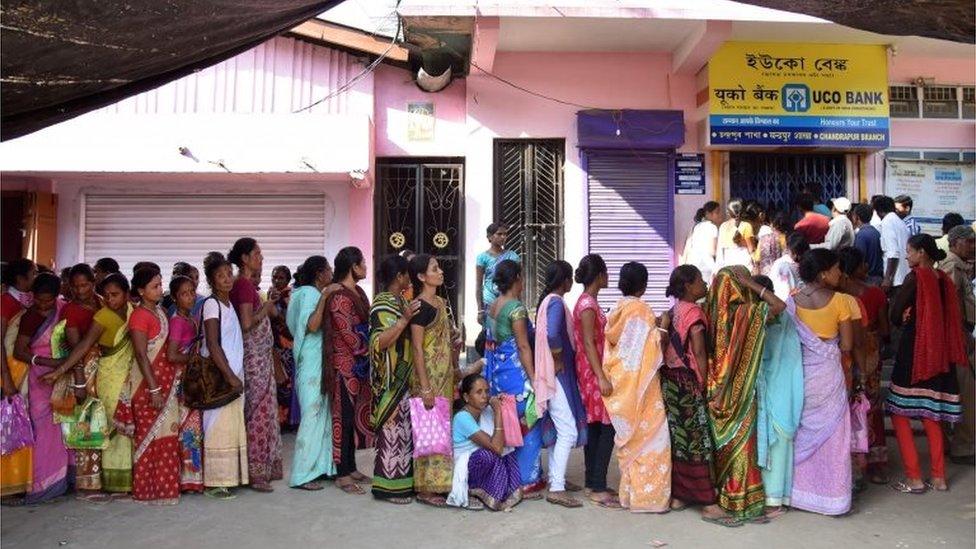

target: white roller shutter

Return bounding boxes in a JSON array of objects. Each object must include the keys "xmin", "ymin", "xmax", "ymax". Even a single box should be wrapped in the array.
[{"xmin": 83, "ymin": 194, "xmax": 327, "ymax": 288}]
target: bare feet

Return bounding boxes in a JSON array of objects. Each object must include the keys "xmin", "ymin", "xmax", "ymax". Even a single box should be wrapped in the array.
[{"xmin": 670, "ymin": 498, "xmax": 688, "ymax": 511}]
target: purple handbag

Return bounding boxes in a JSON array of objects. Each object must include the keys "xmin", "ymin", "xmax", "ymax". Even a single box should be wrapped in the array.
[{"xmin": 1, "ymin": 395, "xmax": 34, "ymax": 455}]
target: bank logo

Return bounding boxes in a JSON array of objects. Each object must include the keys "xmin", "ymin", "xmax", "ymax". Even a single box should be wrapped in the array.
[{"xmin": 781, "ymin": 84, "xmax": 810, "ymax": 112}]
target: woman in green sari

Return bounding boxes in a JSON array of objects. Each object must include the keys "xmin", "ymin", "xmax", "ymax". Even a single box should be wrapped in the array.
[
  {"xmin": 407, "ymin": 254, "xmax": 460, "ymax": 507},
  {"xmin": 286, "ymin": 256, "xmax": 337, "ymax": 490},
  {"xmin": 49, "ymin": 273, "xmax": 135, "ymax": 494},
  {"xmin": 370, "ymin": 255, "xmax": 420, "ymax": 503}
]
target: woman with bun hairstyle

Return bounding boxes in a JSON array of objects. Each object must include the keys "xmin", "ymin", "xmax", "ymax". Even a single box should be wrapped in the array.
[
  {"xmin": 786, "ymin": 249, "xmax": 853, "ymax": 515},
  {"xmin": 484, "ymin": 260, "xmax": 545, "ymax": 497},
  {"xmin": 227, "ymin": 237, "xmax": 283, "ymax": 492},
  {"xmin": 49, "ymin": 272, "xmax": 136, "ymax": 495},
  {"xmin": 200, "ymin": 252, "xmax": 248, "ymax": 499},
  {"xmin": 660, "ymin": 265, "xmax": 738, "ymax": 526},
  {"xmin": 572, "ymin": 254, "xmax": 619, "ymax": 508},
  {"xmin": 534, "ymin": 259, "xmax": 588, "ymax": 508},
  {"xmin": 286, "ymin": 256, "xmax": 340, "ymax": 491},
  {"xmin": 887, "ymin": 234, "xmax": 967, "ymax": 493},
  {"xmin": 683, "ymin": 201, "xmax": 723, "ymax": 283},
  {"xmin": 115, "ymin": 268, "xmax": 181, "ymax": 504},
  {"xmin": 603, "ymin": 262, "xmax": 670, "ymax": 513},
  {"xmin": 322, "ymin": 247, "xmax": 373, "ymax": 495}
]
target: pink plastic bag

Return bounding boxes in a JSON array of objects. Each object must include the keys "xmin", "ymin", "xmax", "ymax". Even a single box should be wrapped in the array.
[
  {"xmin": 1, "ymin": 395, "xmax": 34, "ymax": 455},
  {"xmin": 409, "ymin": 396, "xmax": 451, "ymax": 458},
  {"xmin": 850, "ymin": 392, "xmax": 870, "ymax": 454},
  {"xmin": 499, "ymin": 394, "xmax": 524, "ymax": 447}
]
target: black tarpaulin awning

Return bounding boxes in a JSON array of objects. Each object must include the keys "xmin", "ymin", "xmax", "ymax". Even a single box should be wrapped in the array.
[{"xmin": 1, "ymin": 1, "xmax": 345, "ymax": 141}]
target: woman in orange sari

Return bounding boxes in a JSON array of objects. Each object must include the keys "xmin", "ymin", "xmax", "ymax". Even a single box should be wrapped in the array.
[
  {"xmin": 603, "ymin": 262, "xmax": 670, "ymax": 513},
  {"xmin": 0, "ymin": 258, "xmax": 36, "ymax": 500},
  {"xmin": 115, "ymin": 268, "xmax": 181, "ymax": 504}
]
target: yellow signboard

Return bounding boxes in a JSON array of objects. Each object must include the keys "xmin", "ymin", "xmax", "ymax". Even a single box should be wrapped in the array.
[{"xmin": 708, "ymin": 42, "xmax": 890, "ymax": 147}]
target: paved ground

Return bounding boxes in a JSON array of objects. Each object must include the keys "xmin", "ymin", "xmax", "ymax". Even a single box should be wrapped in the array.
[{"xmin": 2, "ymin": 433, "xmax": 973, "ymax": 549}]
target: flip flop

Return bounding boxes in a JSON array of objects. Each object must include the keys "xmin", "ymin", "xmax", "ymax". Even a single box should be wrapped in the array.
[
  {"xmin": 764, "ymin": 507, "xmax": 788, "ymax": 520},
  {"xmin": 250, "ymin": 483, "xmax": 275, "ymax": 493},
  {"xmin": 890, "ymin": 480, "xmax": 928, "ymax": 494},
  {"xmin": 701, "ymin": 515, "xmax": 744, "ymax": 528},
  {"xmin": 350, "ymin": 472, "xmax": 371, "ymax": 484},
  {"xmin": 590, "ymin": 495, "xmax": 623, "ymax": 509},
  {"xmin": 292, "ymin": 482, "xmax": 324, "ymax": 491},
  {"xmin": 465, "ymin": 499, "xmax": 485, "ymax": 511},
  {"xmin": 204, "ymin": 488, "xmax": 236, "ymax": 500},
  {"xmin": 337, "ymin": 482, "xmax": 366, "ymax": 495},
  {"xmin": 670, "ymin": 500, "xmax": 689, "ymax": 512},
  {"xmin": 547, "ymin": 492, "xmax": 583, "ymax": 508},
  {"xmin": 416, "ymin": 494, "xmax": 447, "ymax": 508},
  {"xmin": 383, "ymin": 496, "xmax": 413, "ymax": 505},
  {"xmin": 77, "ymin": 492, "xmax": 113, "ymax": 504},
  {"xmin": 924, "ymin": 480, "xmax": 949, "ymax": 492}
]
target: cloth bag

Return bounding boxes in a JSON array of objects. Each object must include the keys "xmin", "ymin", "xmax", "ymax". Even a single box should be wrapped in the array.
[
  {"xmin": 182, "ymin": 297, "xmax": 242, "ymax": 410},
  {"xmin": 60, "ymin": 398, "xmax": 110, "ymax": 450},
  {"xmin": 499, "ymin": 394, "xmax": 523, "ymax": 447},
  {"xmin": 408, "ymin": 396, "xmax": 451, "ymax": 458},
  {"xmin": 0, "ymin": 395, "xmax": 33, "ymax": 455},
  {"xmin": 850, "ymin": 391, "xmax": 870, "ymax": 454}
]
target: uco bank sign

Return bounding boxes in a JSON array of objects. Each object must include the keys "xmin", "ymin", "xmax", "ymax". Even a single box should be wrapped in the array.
[{"xmin": 708, "ymin": 42, "xmax": 890, "ymax": 148}]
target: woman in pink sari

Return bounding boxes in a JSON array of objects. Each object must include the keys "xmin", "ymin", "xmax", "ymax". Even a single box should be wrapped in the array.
[
  {"xmin": 228, "ymin": 237, "xmax": 284, "ymax": 492},
  {"xmin": 788, "ymin": 249, "xmax": 854, "ymax": 516},
  {"xmin": 13, "ymin": 272, "xmax": 69, "ymax": 504}
]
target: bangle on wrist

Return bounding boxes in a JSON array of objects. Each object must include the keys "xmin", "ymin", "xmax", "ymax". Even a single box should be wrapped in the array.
[
  {"xmin": 148, "ymin": 386, "xmax": 162, "ymax": 394},
  {"xmin": 30, "ymin": 354, "xmax": 38, "ymax": 366},
  {"xmin": 759, "ymin": 288, "xmax": 767, "ymax": 300},
  {"xmin": 421, "ymin": 387, "xmax": 433, "ymax": 395}
]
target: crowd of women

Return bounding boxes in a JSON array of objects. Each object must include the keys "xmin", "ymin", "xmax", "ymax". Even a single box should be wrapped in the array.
[{"xmin": 0, "ymin": 201, "xmax": 973, "ymax": 526}]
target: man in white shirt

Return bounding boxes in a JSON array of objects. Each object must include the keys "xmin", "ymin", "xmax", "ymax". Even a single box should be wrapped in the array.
[
  {"xmin": 876, "ymin": 195, "xmax": 911, "ymax": 292},
  {"xmin": 894, "ymin": 195, "xmax": 922, "ymax": 236},
  {"xmin": 813, "ymin": 197, "xmax": 855, "ymax": 251}
]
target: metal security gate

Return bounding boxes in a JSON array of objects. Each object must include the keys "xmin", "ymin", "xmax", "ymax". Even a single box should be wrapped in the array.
[
  {"xmin": 83, "ymin": 194, "xmax": 327, "ymax": 289},
  {"xmin": 493, "ymin": 139, "xmax": 564, "ymax": 306},
  {"xmin": 585, "ymin": 150, "xmax": 673, "ymax": 313},
  {"xmin": 729, "ymin": 153, "xmax": 846, "ymax": 213},
  {"xmin": 375, "ymin": 159, "xmax": 464, "ymax": 322}
]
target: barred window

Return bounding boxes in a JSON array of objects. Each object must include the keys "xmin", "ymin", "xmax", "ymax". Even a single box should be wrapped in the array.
[
  {"xmin": 889, "ymin": 85, "xmax": 918, "ymax": 118},
  {"xmin": 963, "ymin": 87, "xmax": 975, "ymax": 119},
  {"xmin": 922, "ymin": 86, "xmax": 958, "ymax": 119}
]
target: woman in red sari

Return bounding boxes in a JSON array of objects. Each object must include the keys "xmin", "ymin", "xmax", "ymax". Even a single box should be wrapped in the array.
[
  {"xmin": 323, "ymin": 246, "xmax": 373, "ymax": 495},
  {"xmin": 117, "ymin": 268, "xmax": 181, "ymax": 504}
]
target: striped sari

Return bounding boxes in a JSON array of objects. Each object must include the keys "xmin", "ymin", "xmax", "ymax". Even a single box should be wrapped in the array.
[{"xmin": 705, "ymin": 267, "xmax": 767, "ymax": 519}]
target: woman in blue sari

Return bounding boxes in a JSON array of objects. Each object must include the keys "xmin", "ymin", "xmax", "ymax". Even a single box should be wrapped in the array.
[
  {"xmin": 286, "ymin": 256, "xmax": 337, "ymax": 490},
  {"xmin": 484, "ymin": 260, "xmax": 545, "ymax": 498},
  {"xmin": 475, "ymin": 223, "xmax": 519, "ymax": 321},
  {"xmin": 753, "ymin": 275, "xmax": 803, "ymax": 518}
]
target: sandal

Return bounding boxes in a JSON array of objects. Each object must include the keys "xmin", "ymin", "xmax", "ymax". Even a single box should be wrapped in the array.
[
  {"xmin": 670, "ymin": 499, "xmax": 689, "ymax": 512},
  {"xmin": 589, "ymin": 494, "xmax": 623, "ymax": 509},
  {"xmin": 416, "ymin": 494, "xmax": 447, "ymax": 508},
  {"xmin": 925, "ymin": 479, "xmax": 949, "ymax": 492},
  {"xmin": 384, "ymin": 496, "xmax": 413, "ymax": 505},
  {"xmin": 350, "ymin": 471, "xmax": 371, "ymax": 484},
  {"xmin": 77, "ymin": 492, "xmax": 113, "ymax": 504},
  {"xmin": 890, "ymin": 480, "xmax": 928, "ymax": 494},
  {"xmin": 250, "ymin": 483, "xmax": 274, "ymax": 493},
  {"xmin": 204, "ymin": 488, "xmax": 236, "ymax": 500},
  {"xmin": 293, "ymin": 482, "xmax": 324, "ymax": 491},
  {"xmin": 701, "ymin": 515, "xmax": 743, "ymax": 528},
  {"xmin": 337, "ymin": 482, "xmax": 366, "ymax": 495},
  {"xmin": 764, "ymin": 507, "xmax": 788, "ymax": 520},
  {"xmin": 465, "ymin": 499, "xmax": 485, "ymax": 511},
  {"xmin": 546, "ymin": 491, "xmax": 583, "ymax": 508}
]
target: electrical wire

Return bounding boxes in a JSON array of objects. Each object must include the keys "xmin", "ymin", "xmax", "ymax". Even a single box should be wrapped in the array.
[{"xmin": 292, "ymin": 3, "xmax": 402, "ymax": 113}]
